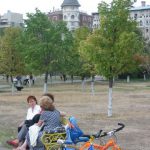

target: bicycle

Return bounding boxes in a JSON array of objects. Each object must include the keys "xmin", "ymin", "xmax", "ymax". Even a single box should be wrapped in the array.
[{"xmin": 58, "ymin": 123, "xmax": 125, "ymax": 150}]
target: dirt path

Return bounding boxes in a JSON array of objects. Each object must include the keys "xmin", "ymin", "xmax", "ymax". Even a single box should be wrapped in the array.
[{"xmin": 0, "ymin": 146, "xmax": 9, "ymax": 150}]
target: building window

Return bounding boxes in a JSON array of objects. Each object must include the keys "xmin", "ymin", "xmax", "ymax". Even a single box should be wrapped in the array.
[
  {"xmin": 71, "ymin": 15, "xmax": 75, "ymax": 19},
  {"xmin": 139, "ymin": 20, "xmax": 143, "ymax": 26},
  {"xmin": 64, "ymin": 15, "xmax": 67, "ymax": 20},
  {"xmin": 134, "ymin": 14, "xmax": 137, "ymax": 20},
  {"xmin": 146, "ymin": 29, "xmax": 149, "ymax": 33}
]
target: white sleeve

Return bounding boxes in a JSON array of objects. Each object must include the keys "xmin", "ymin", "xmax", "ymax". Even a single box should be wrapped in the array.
[
  {"xmin": 26, "ymin": 108, "xmax": 30, "ymax": 120},
  {"xmin": 36, "ymin": 105, "xmax": 41, "ymax": 113}
]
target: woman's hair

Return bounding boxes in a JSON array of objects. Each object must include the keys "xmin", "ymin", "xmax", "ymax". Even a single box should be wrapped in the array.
[
  {"xmin": 40, "ymin": 96, "xmax": 55, "ymax": 111},
  {"xmin": 27, "ymin": 95, "xmax": 37, "ymax": 104},
  {"xmin": 42, "ymin": 93, "xmax": 54, "ymax": 103}
]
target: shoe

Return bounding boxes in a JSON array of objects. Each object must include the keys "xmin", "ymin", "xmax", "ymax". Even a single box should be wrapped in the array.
[{"xmin": 6, "ymin": 140, "xmax": 19, "ymax": 147}]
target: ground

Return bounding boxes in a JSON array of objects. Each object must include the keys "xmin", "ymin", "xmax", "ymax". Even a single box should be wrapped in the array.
[{"xmin": 0, "ymin": 79, "xmax": 150, "ymax": 150}]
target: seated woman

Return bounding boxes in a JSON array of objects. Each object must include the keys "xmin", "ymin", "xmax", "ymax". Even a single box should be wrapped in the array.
[
  {"xmin": 15, "ymin": 94, "xmax": 62, "ymax": 150},
  {"xmin": 7, "ymin": 95, "xmax": 41, "ymax": 147}
]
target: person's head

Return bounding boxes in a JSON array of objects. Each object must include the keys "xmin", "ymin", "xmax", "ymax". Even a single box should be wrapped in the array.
[
  {"xmin": 40, "ymin": 96, "xmax": 55, "ymax": 111},
  {"xmin": 27, "ymin": 95, "xmax": 37, "ymax": 108},
  {"xmin": 42, "ymin": 93, "xmax": 54, "ymax": 103}
]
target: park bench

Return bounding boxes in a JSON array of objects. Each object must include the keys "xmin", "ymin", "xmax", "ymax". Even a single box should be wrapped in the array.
[
  {"xmin": 15, "ymin": 85, "xmax": 24, "ymax": 91},
  {"xmin": 41, "ymin": 131, "xmax": 66, "ymax": 150},
  {"xmin": 13, "ymin": 78, "xmax": 24, "ymax": 91},
  {"xmin": 41, "ymin": 117, "xmax": 67, "ymax": 150}
]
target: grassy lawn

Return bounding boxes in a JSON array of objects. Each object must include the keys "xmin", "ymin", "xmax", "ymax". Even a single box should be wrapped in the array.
[{"xmin": 0, "ymin": 78, "xmax": 150, "ymax": 149}]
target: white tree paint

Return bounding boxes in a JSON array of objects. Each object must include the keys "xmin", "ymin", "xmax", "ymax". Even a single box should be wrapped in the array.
[
  {"xmin": 27, "ymin": 79, "xmax": 31, "ymax": 87},
  {"xmin": 11, "ymin": 83, "xmax": 15, "ymax": 95},
  {"xmin": 43, "ymin": 83, "xmax": 48, "ymax": 93},
  {"xmin": 144, "ymin": 74, "xmax": 146, "ymax": 81},
  {"xmin": 108, "ymin": 87, "xmax": 112, "ymax": 117},
  {"xmin": 82, "ymin": 78, "xmax": 86, "ymax": 92},
  {"xmin": 127, "ymin": 75, "xmax": 130, "ymax": 83},
  {"xmin": 91, "ymin": 81, "xmax": 95, "ymax": 96}
]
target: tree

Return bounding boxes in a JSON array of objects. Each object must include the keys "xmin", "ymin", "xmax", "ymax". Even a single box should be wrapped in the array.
[
  {"xmin": 73, "ymin": 27, "xmax": 94, "ymax": 77},
  {"xmin": 74, "ymin": 27, "xmax": 97, "ymax": 93},
  {"xmin": 141, "ymin": 40, "xmax": 150, "ymax": 76},
  {"xmin": 0, "ymin": 27, "xmax": 24, "ymax": 80},
  {"xmin": 69, "ymin": 26, "xmax": 96, "ymax": 92},
  {"xmin": 80, "ymin": 0, "xmax": 143, "ymax": 116},
  {"xmin": 22, "ymin": 9, "xmax": 72, "ymax": 92}
]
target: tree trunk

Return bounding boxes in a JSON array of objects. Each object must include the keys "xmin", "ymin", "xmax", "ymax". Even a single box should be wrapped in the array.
[
  {"xmin": 6, "ymin": 75, "xmax": 9, "ymax": 82},
  {"xmin": 10, "ymin": 75, "xmax": 13, "ymax": 83},
  {"xmin": 144, "ymin": 74, "xmax": 146, "ymax": 81},
  {"xmin": 81, "ymin": 76, "xmax": 86, "ymax": 92},
  {"xmin": 62, "ymin": 74, "xmax": 67, "ymax": 82},
  {"xmin": 49, "ymin": 72, "xmax": 52, "ymax": 84},
  {"xmin": 127, "ymin": 75, "xmax": 130, "ymax": 83},
  {"xmin": 91, "ymin": 76, "xmax": 95, "ymax": 96},
  {"xmin": 11, "ymin": 83, "xmax": 15, "ymax": 95},
  {"xmin": 43, "ymin": 71, "xmax": 48, "ymax": 93},
  {"xmin": 71, "ymin": 75, "xmax": 74, "ymax": 84},
  {"xmin": 108, "ymin": 77, "xmax": 113, "ymax": 117}
]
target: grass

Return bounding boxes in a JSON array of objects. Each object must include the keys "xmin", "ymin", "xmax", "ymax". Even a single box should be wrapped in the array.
[{"xmin": 0, "ymin": 78, "xmax": 150, "ymax": 149}]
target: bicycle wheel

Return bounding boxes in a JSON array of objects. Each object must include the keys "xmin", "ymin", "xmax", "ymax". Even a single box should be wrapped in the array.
[
  {"xmin": 101, "ymin": 134, "xmax": 117, "ymax": 145},
  {"xmin": 106, "ymin": 146, "xmax": 121, "ymax": 150},
  {"xmin": 102, "ymin": 138, "xmax": 121, "ymax": 150},
  {"xmin": 99, "ymin": 138, "xmax": 106, "ymax": 146}
]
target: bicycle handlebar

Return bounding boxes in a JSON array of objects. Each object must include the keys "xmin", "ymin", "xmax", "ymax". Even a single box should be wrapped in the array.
[
  {"xmin": 100, "ymin": 123, "xmax": 125, "ymax": 137},
  {"xmin": 115, "ymin": 123, "xmax": 125, "ymax": 132},
  {"xmin": 93, "ymin": 129, "xmax": 103, "ymax": 138},
  {"xmin": 82, "ymin": 129, "xmax": 103, "ymax": 139},
  {"xmin": 82, "ymin": 123, "xmax": 125, "ymax": 139}
]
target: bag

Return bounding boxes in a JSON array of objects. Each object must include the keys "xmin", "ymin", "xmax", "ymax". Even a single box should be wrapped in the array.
[
  {"xmin": 24, "ymin": 114, "xmax": 41, "ymax": 128},
  {"xmin": 24, "ymin": 120, "xmax": 33, "ymax": 128},
  {"xmin": 29, "ymin": 124, "xmax": 42, "ymax": 147},
  {"xmin": 67, "ymin": 116, "xmax": 84, "ymax": 144}
]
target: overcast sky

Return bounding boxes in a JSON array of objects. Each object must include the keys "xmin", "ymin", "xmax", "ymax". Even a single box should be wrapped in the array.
[{"xmin": 0, "ymin": 0, "xmax": 149, "ymax": 18}]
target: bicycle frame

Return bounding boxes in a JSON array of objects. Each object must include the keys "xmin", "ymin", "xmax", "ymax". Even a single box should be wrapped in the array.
[{"xmin": 79, "ymin": 138, "xmax": 121, "ymax": 150}]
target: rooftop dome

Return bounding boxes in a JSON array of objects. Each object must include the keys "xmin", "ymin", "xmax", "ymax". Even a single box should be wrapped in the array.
[{"xmin": 61, "ymin": 0, "xmax": 80, "ymax": 7}]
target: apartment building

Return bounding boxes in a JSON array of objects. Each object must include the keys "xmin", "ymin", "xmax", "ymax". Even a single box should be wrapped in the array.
[
  {"xmin": 0, "ymin": 10, "xmax": 24, "ymax": 29},
  {"xmin": 130, "ymin": 1, "xmax": 150, "ymax": 40}
]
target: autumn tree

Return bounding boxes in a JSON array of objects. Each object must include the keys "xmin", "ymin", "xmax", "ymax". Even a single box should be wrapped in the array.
[{"xmin": 80, "ymin": 0, "xmax": 143, "ymax": 116}]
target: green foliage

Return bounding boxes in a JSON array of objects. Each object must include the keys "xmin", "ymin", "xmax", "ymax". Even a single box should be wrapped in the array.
[
  {"xmin": 21, "ymin": 9, "xmax": 72, "ymax": 78},
  {"xmin": 0, "ymin": 27, "xmax": 25, "ymax": 76},
  {"xmin": 0, "ymin": 28, "xmax": 5, "ymax": 36},
  {"xmin": 80, "ymin": 0, "xmax": 143, "ymax": 80},
  {"xmin": 69, "ymin": 26, "xmax": 95, "ymax": 78}
]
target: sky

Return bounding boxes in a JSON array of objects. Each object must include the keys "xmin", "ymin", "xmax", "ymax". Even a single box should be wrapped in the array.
[{"xmin": 0, "ymin": 0, "xmax": 149, "ymax": 18}]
